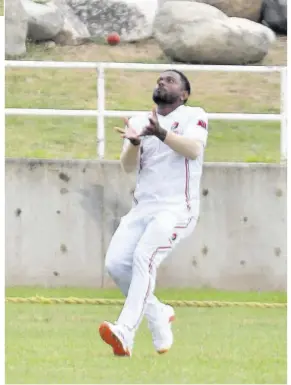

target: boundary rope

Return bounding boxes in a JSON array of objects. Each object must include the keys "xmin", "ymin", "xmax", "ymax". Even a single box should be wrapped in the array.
[{"xmin": 5, "ymin": 297, "xmax": 287, "ymax": 308}]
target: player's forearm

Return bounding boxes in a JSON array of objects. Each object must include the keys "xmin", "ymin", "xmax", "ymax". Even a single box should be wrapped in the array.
[
  {"xmin": 120, "ymin": 143, "xmax": 140, "ymax": 173},
  {"xmin": 163, "ymin": 131, "xmax": 202, "ymax": 160}
]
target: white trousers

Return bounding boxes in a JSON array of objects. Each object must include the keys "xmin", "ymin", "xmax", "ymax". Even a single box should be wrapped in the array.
[{"xmin": 105, "ymin": 205, "xmax": 197, "ymax": 333}]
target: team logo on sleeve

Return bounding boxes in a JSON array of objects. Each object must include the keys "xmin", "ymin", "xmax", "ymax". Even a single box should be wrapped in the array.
[
  {"xmin": 197, "ymin": 120, "xmax": 207, "ymax": 130},
  {"xmin": 171, "ymin": 122, "xmax": 180, "ymax": 133}
]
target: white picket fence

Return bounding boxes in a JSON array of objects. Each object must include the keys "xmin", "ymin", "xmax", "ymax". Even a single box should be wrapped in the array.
[{"xmin": 5, "ymin": 61, "xmax": 288, "ymax": 160}]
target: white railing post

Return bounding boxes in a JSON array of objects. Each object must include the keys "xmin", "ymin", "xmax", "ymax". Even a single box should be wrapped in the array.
[
  {"xmin": 280, "ymin": 68, "xmax": 287, "ymax": 162},
  {"xmin": 97, "ymin": 64, "xmax": 105, "ymax": 159}
]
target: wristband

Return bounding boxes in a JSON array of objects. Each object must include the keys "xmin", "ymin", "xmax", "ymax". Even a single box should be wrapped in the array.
[
  {"xmin": 155, "ymin": 128, "xmax": 167, "ymax": 142},
  {"xmin": 129, "ymin": 138, "xmax": 141, "ymax": 146}
]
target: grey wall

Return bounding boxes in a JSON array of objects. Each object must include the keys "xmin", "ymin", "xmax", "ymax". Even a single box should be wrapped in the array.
[{"xmin": 5, "ymin": 158, "xmax": 287, "ymax": 291}]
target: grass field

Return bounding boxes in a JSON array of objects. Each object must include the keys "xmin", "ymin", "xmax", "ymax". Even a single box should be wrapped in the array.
[
  {"xmin": 5, "ymin": 37, "xmax": 287, "ymax": 162},
  {"xmin": 5, "ymin": 287, "xmax": 287, "ymax": 384}
]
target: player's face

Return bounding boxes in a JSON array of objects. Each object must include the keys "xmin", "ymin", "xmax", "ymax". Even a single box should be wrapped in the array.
[{"xmin": 152, "ymin": 71, "xmax": 186, "ymax": 105}]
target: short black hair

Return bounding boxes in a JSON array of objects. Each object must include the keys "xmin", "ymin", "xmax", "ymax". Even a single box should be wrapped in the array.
[{"xmin": 164, "ymin": 69, "xmax": 191, "ymax": 103}]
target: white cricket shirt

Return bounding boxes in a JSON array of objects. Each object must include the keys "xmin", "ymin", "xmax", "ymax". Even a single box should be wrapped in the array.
[{"xmin": 124, "ymin": 105, "xmax": 208, "ymax": 214}]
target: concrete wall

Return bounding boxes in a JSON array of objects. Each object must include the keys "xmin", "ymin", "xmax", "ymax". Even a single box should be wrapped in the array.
[{"xmin": 5, "ymin": 158, "xmax": 287, "ymax": 291}]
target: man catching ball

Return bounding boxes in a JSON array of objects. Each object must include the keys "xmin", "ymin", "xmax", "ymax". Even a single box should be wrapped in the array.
[{"xmin": 99, "ymin": 70, "xmax": 208, "ymax": 357}]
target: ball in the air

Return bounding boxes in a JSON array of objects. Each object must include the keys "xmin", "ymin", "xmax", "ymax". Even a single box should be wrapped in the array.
[{"xmin": 107, "ymin": 33, "xmax": 120, "ymax": 46}]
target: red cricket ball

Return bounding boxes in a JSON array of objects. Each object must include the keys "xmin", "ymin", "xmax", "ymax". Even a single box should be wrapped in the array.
[{"xmin": 107, "ymin": 32, "xmax": 120, "ymax": 46}]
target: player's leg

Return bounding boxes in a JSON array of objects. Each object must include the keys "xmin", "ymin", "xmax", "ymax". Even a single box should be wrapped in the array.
[
  {"xmin": 116, "ymin": 210, "xmax": 197, "ymax": 353},
  {"xmin": 100, "ymin": 209, "xmax": 145, "ymax": 355},
  {"xmin": 104, "ymin": 211, "xmax": 162, "ymax": 308},
  {"xmin": 146, "ymin": 215, "xmax": 197, "ymax": 353},
  {"xmin": 116, "ymin": 211, "xmax": 177, "ymax": 332},
  {"xmin": 104, "ymin": 206, "xmax": 148, "ymax": 293},
  {"xmin": 100, "ymin": 208, "xmax": 166, "ymax": 355},
  {"xmin": 100, "ymin": 210, "xmax": 176, "ymax": 356}
]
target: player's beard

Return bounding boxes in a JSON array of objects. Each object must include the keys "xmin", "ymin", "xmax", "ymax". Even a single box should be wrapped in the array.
[{"xmin": 152, "ymin": 88, "xmax": 180, "ymax": 105}]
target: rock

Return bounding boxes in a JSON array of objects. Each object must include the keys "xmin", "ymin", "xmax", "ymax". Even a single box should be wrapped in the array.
[
  {"xmin": 5, "ymin": 0, "xmax": 28, "ymax": 57},
  {"xmin": 66, "ymin": 0, "xmax": 158, "ymax": 42},
  {"xmin": 158, "ymin": 0, "xmax": 263, "ymax": 21},
  {"xmin": 21, "ymin": 0, "xmax": 64, "ymax": 41},
  {"xmin": 154, "ymin": 1, "xmax": 276, "ymax": 65},
  {"xmin": 261, "ymin": 0, "xmax": 287, "ymax": 35},
  {"xmin": 52, "ymin": 0, "xmax": 91, "ymax": 45}
]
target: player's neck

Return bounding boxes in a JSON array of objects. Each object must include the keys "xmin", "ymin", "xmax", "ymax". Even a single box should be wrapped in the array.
[{"xmin": 156, "ymin": 101, "xmax": 184, "ymax": 116}]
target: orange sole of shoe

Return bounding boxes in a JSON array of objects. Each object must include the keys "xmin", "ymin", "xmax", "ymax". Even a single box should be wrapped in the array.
[{"xmin": 99, "ymin": 322, "xmax": 130, "ymax": 357}]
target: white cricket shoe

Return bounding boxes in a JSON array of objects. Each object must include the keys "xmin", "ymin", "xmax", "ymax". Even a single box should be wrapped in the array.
[
  {"xmin": 99, "ymin": 321, "xmax": 133, "ymax": 357},
  {"xmin": 148, "ymin": 305, "xmax": 175, "ymax": 354}
]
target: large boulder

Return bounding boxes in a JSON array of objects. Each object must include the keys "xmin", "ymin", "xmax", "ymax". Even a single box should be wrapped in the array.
[
  {"xmin": 65, "ymin": 0, "xmax": 158, "ymax": 42},
  {"xmin": 5, "ymin": 0, "xmax": 28, "ymax": 57},
  {"xmin": 21, "ymin": 0, "xmax": 64, "ymax": 41},
  {"xmin": 53, "ymin": 0, "xmax": 91, "ymax": 45},
  {"xmin": 158, "ymin": 0, "xmax": 263, "ymax": 21},
  {"xmin": 261, "ymin": 0, "xmax": 287, "ymax": 35},
  {"xmin": 154, "ymin": 2, "xmax": 276, "ymax": 65}
]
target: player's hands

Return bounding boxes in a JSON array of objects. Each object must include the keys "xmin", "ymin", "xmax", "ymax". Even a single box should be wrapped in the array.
[
  {"xmin": 114, "ymin": 117, "xmax": 141, "ymax": 146},
  {"xmin": 140, "ymin": 107, "xmax": 167, "ymax": 142}
]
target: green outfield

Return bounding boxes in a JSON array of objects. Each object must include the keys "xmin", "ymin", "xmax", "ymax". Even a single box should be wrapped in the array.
[
  {"xmin": 5, "ymin": 37, "xmax": 287, "ymax": 162},
  {"xmin": 5, "ymin": 287, "xmax": 287, "ymax": 384}
]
